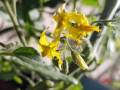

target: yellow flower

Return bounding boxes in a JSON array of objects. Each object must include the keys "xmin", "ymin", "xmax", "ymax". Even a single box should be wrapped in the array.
[
  {"xmin": 39, "ymin": 32, "xmax": 63, "ymax": 66},
  {"xmin": 53, "ymin": 4, "xmax": 66, "ymax": 38},
  {"xmin": 53, "ymin": 5, "xmax": 100, "ymax": 43}
]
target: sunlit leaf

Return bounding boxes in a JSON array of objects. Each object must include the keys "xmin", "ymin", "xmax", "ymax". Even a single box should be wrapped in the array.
[
  {"xmin": 66, "ymin": 83, "xmax": 83, "ymax": 90},
  {"xmin": 53, "ymin": 81, "xmax": 64, "ymax": 90},
  {"xmin": 13, "ymin": 75, "xmax": 23, "ymax": 84},
  {"xmin": 13, "ymin": 56, "xmax": 78, "ymax": 84},
  {"xmin": 82, "ymin": 0, "xmax": 98, "ymax": 6}
]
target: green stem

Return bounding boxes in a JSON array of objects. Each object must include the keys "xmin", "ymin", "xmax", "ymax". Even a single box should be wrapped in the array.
[
  {"xmin": 66, "ymin": 39, "xmax": 74, "ymax": 52},
  {"xmin": 39, "ymin": 0, "xmax": 44, "ymax": 17},
  {"xmin": 91, "ymin": 19, "xmax": 116, "ymax": 25},
  {"xmin": 0, "ymin": 52, "xmax": 13, "ymax": 56},
  {"xmin": 11, "ymin": 0, "xmax": 17, "ymax": 16},
  {"xmin": 3, "ymin": 0, "xmax": 25, "ymax": 46},
  {"xmin": 73, "ymin": 0, "xmax": 77, "ymax": 11}
]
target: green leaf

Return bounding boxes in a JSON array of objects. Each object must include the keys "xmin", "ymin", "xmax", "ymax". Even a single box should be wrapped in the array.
[
  {"xmin": 13, "ymin": 75, "xmax": 23, "ymax": 84},
  {"xmin": 53, "ymin": 81, "xmax": 64, "ymax": 90},
  {"xmin": 13, "ymin": 47, "xmax": 39, "ymax": 59},
  {"xmin": 82, "ymin": 0, "xmax": 98, "ymax": 6},
  {"xmin": 13, "ymin": 56, "xmax": 78, "ymax": 84},
  {"xmin": 2, "ymin": 61, "xmax": 12, "ymax": 72},
  {"xmin": 66, "ymin": 83, "xmax": 83, "ymax": 90}
]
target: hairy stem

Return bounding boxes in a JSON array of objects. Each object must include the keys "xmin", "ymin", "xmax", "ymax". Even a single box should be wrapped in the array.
[
  {"xmin": 3, "ymin": 0, "xmax": 25, "ymax": 46},
  {"xmin": 11, "ymin": 0, "xmax": 17, "ymax": 16}
]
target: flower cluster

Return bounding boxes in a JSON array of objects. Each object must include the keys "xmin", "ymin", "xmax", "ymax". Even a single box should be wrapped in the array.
[
  {"xmin": 39, "ymin": 4, "xmax": 100, "ymax": 70},
  {"xmin": 53, "ymin": 4, "xmax": 99, "ymax": 44}
]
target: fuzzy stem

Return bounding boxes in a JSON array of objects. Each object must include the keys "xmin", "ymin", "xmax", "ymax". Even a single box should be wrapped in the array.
[{"xmin": 3, "ymin": 0, "xmax": 25, "ymax": 46}]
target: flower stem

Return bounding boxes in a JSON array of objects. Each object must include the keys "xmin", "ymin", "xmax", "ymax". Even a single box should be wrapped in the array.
[
  {"xmin": 3, "ymin": 0, "xmax": 25, "ymax": 46},
  {"xmin": 0, "ymin": 52, "xmax": 13, "ymax": 56},
  {"xmin": 73, "ymin": 0, "xmax": 77, "ymax": 11},
  {"xmin": 11, "ymin": 0, "xmax": 17, "ymax": 16}
]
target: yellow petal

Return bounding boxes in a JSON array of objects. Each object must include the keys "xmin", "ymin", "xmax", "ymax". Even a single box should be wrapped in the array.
[
  {"xmin": 49, "ymin": 39, "xmax": 60, "ymax": 49},
  {"xmin": 80, "ymin": 25, "xmax": 100, "ymax": 32},
  {"xmin": 39, "ymin": 32, "xmax": 49, "ymax": 46},
  {"xmin": 38, "ymin": 44, "xmax": 43, "ymax": 52},
  {"xmin": 65, "ymin": 12, "xmax": 89, "ymax": 25}
]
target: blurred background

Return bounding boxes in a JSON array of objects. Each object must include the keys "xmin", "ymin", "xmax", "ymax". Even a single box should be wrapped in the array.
[{"xmin": 0, "ymin": 0, "xmax": 120, "ymax": 90}]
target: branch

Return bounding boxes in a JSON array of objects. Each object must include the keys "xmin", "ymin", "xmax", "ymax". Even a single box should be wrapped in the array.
[
  {"xmin": 2, "ymin": 0, "xmax": 25, "ymax": 46},
  {"xmin": 90, "ymin": 0, "xmax": 120, "ymax": 45}
]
